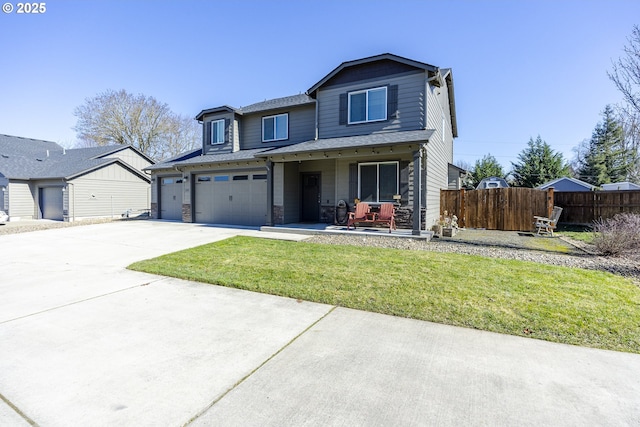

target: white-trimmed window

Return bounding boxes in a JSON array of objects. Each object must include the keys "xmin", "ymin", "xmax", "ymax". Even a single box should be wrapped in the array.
[
  {"xmin": 210, "ymin": 119, "xmax": 225, "ymax": 145},
  {"xmin": 348, "ymin": 87, "xmax": 387, "ymax": 124},
  {"xmin": 262, "ymin": 113, "xmax": 288, "ymax": 142},
  {"xmin": 358, "ymin": 161, "xmax": 398, "ymax": 203}
]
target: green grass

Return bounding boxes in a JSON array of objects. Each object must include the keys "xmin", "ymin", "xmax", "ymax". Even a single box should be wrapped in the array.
[
  {"xmin": 129, "ymin": 236, "xmax": 640, "ymax": 353},
  {"xmin": 557, "ymin": 224, "xmax": 596, "ymax": 244}
]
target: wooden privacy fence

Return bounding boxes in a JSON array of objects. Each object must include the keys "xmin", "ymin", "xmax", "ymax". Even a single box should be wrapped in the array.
[
  {"xmin": 440, "ymin": 188, "xmax": 553, "ymax": 231},
  {"xmin": 553, "ymin": 190, "xmax": 640, "ymax": 224}
]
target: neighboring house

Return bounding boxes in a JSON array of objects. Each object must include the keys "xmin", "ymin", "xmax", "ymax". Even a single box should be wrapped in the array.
[
  {"xmin": 601, "ymin": 181, "xmax": 640, "ymax": 191},
  {"xmin": 0, "ymin": 134, "xmax": 153, "ymax": 221},
  {"xmin": 147, "ymin": 53, "xmax": 457, "ymax": 234},
  {"xmin": 537, "ymin": 177, "xmax": 596, "ymax": 192},
  {"xmin": 476, "ymin": 177, "xmax": 509, "ymax": 189},
  {"xmin": 447, "ymin": 163, "xmax": 466, "ymax": 190}
]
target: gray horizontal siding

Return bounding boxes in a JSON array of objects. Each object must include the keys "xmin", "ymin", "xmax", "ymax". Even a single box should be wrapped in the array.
[
  {"xmin": 424, "ymin": 81, "xmax": 454, "ymax": 227},
  {"xmin": 8, "ymin": 181, "xmax": 35, "ymax": 219},
  {"xmin": 241, "ymin": 104, "xmax": 316, "ymax": 150},
  {"xmin": 201, "ymin": 112, "xmax": 236, "ymax": 155},
  {"xmin": 317, "ymin": 71, "xmax": 425, "ymax": 139},
  {"xmin": 69, "ymin": 163, "xmax": 150, "ymax": 218},
  {"xmin": 103, "ymin": 147, "xmax": 153, "ymax": 172}
]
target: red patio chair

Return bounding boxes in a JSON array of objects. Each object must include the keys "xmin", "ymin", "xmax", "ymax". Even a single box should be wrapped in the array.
[
  {"xmin": 377, "ymin": 203, "xmax": 397, "ymax": 233},
  {"xmin": 347, "ymin": 202, "xmax": 370, "ymax": 230}
]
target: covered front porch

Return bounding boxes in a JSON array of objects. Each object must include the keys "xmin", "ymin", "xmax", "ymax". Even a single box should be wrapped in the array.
[{"xmin": 258, "ymin": 130, "xmax": 434, "ymax": 235}]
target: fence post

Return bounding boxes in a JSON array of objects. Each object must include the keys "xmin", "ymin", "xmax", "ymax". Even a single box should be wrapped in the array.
[
  {"xmin": 547, "ymin": 188, "xmax": 554, "ymax": 218},
  {"xmin": 459, "ymin": 188, "xmax": 466, "ymax": 228}
]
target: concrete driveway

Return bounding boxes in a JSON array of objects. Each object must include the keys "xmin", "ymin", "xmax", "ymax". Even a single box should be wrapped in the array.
[{"xmin": 1, "ymin": 221, "xmax": 639, "ymax": 426}]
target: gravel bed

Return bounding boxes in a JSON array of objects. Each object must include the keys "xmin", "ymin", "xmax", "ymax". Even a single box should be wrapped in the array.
[
  {"xmin": 0, "ymin": 217, "xmax": 130, "ymax": 235},
  {"xmin": 305, "ymin": 234, "xmax": 640, "ymax": 283}
]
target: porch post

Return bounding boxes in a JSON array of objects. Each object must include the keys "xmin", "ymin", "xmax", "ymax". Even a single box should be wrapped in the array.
[
  {"xmin": 266, "ymin": 160, "xmax": 273, "ymax": 226},
  {"xmin": 412, "ymin": 148, "xmax": 422, "ymax": 235}
]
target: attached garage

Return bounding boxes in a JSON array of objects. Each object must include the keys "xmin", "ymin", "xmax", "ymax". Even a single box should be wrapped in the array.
[
  {"xmin": 194, "ymin": 171, "xmax": 267, "ymax": 226},
  {"xmin": 39, "ymin": 187, "xmax": 64, "ymax": 220},
  {"xmin": 159, "ymin": 176, "xmax": 182, "ymax": 220}
]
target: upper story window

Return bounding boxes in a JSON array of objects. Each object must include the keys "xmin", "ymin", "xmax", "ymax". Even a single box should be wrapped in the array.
[
  {"xmin": 210, "ymin": 119, "xmax": 225, "ymax": 145},
  {"xmin": 348, "ymin": 87, "xmax": 387, "ymax": 124},
  {"xmin": 262, "ymin": 113, "xmax": 288, "ymax": 142}
]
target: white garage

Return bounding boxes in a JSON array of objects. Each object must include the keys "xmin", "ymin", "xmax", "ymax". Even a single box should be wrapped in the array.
[
  {"xmin": 159, "ymin": 176, "xmax": 182, "ymax": 220},
  {"xmin": 194, "ymin": 171, "xmax": 267, "ymax": 226}
]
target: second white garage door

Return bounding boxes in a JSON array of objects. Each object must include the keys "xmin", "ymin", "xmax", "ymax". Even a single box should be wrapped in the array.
[{"xmin": 194, "ymin": 171, "xmax": 267, "ymax": 226}]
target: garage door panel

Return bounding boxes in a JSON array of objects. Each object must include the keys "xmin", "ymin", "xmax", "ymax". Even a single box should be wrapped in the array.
[
  {"xmin": 195, "ymin": 171, "xmax": 266, "ymax": 226},
  {"xmin": 160, "ymin": 176, "xmax": 182, "ymax": 220},
  {"xmin": 40, "ymin": 187, "xmax": 64, "ymax": 220}
]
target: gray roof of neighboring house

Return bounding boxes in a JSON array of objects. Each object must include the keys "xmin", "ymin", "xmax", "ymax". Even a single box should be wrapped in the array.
[
  {"xmin": 256, "ymin": 130, "xmax": 435, "ymax": 156},
  {"xmin": 195, "ymin": 94, "xmax": 314, "ymax": 121},
  {"xmin": 0, "ymin": 134, "xmax": 150, "ymax": 181},
  {"xmin": 537, "ymin": 177, "xmax": 596, "ymax": 191},
  {"xmin": 146, "ymin": 148, "xmax": 270, "ymax": 171}
]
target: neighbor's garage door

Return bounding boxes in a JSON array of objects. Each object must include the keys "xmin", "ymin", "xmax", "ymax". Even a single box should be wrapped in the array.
[
  {"xmin": 40, "ymin": 187, "xmax": 64, "ymax": 220},
  {"xmin": 194, "ymin": 171, "xmax": 267, "ymax": 226},
  {"xmin": 159, "ymin": 176, "xmax": 182, "ymax": 220}
]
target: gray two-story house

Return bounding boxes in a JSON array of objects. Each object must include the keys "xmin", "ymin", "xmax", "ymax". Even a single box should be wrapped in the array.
[{"xmin": 147, "ymin": 53, "xmax": 458, "ymax": 234}]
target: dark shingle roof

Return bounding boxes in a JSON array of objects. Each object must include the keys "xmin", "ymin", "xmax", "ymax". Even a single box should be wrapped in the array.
[
  {"xmin": 256, "ymin": 130, "xmax": 435, "ymax": 156},
  {"xmin": 146, "ymin": 148, "xmax": 271, "ymax": 171},
  {"xmin": 238, "ymin": 94, "xmax": 314, "ymax": 114},
  {"xmin": 0, "ymin": 134, "xmax": 149, "ymax": 180},
  {"xmin": 195, "ymin": 94, "xmax": 315, "ymax": 121}
]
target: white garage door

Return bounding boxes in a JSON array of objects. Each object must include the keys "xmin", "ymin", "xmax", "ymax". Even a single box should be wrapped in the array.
[
  {"xmin": 195, "ymin": 171, "xmax": 267, "ymax": 226},
  {"xmin": 40, "ymin": 187, "xmax": 64, "ymax": 220},
  {"xmin": 159, "ymin": 176, "xmax": 182, "ymax": 220}
]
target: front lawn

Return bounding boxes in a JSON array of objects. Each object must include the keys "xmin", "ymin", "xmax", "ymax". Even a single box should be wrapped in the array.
[{"xmin": 128, "ymin": 236, "xmax": 640, "ymax": 353}]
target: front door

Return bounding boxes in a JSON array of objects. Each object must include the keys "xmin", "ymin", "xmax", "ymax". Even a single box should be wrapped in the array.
[{"xmin": 301, "ymin": 173, "xmax": 320, "ymax": 222}]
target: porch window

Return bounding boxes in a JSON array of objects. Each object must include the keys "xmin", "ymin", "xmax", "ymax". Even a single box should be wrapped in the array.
[
  {"xmin": 348, "ymin": 87, "xmax": 387, "ymax": 124},
  {"xmin": 358, "ymin": 161, "xmax": 398, "ymax": 203},
  {"xmin": 210, "ymin": 119, "xmax": 225, "ymax": 145},
  {"xmin": 262, "ymin": 113, "xmax": 288, "ymax": 142}
]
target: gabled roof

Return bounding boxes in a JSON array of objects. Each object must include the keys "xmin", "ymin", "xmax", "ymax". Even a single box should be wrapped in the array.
[
  {"xmin": 537, "ymin": 177, "xmax": 596, "ymax": 191},
  {"xmin": 0, "ymin": 134, "xmax": 150, "ymax": 182},
  {"xmin": 195, "ymin": 94, "xmax": 315, "ymax": 121},
  {"xmin": 306, "ymin": 53, "xmax": 438, "ymax": 96}
]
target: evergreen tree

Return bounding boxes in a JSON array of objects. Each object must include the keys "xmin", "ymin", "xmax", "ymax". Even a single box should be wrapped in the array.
[
  {"xmin": 511, "ymin": 136, "xmax": 570, "ymax": 187},
  {"xmin": 578, "ymin": 106, "xmax": 631, "ymax": 185},
  {"xmin": 471, "ymin": 154, "xmax": 504, "ymax": 187}
]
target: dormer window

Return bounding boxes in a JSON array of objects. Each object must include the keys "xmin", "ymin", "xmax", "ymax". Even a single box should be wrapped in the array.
[
  {"xmin": 262, "ymin": 113, "xmax": 288, "ymax": 142},
  {"xmin": 348, "ymin": 87, "xmax": 387, "ymax": 124},
  {"xmin": 210, "ymin": 119, "xmax": 225, "ymax": 145}
]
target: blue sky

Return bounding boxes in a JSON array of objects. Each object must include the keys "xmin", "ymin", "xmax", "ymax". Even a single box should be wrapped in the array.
[{"xmin": 1, "ymin": 0, "xmax": 639, "ymax": 170}]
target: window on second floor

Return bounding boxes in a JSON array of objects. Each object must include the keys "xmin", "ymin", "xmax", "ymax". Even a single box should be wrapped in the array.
[
  {"xmin": 262, "ymin": 113, "xmax": 288, "ymax": 142},
  {"xmin": 348, "ymin": 87, "xmax": 387, "ymax": 124},
  {"xmin": 358, "ymin": 161, "xmax": 398, "ymax": 203},
  {"xmin": 210, "ymin": 119, "xmax": 225, "ymax": 145}
]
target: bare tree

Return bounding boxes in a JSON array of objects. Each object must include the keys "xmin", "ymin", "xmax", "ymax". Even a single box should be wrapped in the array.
[
  {"xmin": 73, "ymin": 89, "xmax": 199, "ymax": 160},
  {"xmin": 609, "ymin": 25, "xmax": 640, "ymax": 116},
  {"xmin": 162, "ymin": 114, "xmax": 202, "ymax": 159},
  {"xmin": 608, "ymin": 26, "xmax": 640, "ymax": 183}
]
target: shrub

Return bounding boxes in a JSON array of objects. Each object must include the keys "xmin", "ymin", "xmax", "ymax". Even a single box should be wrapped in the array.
[{"xmin": 593, "ymin": 213, "xmax": 640, "ymax": 255}]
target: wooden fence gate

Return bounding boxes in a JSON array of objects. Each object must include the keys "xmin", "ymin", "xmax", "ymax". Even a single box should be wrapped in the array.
[{"xmin": 441, "ymin": 188, "xmax": 553, "ymax": 231}]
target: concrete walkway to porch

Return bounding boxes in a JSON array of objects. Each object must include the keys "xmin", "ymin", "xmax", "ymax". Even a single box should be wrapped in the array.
[{"xmin": 260, "ymin": 223, "xmax": 434, "ymax": 240}]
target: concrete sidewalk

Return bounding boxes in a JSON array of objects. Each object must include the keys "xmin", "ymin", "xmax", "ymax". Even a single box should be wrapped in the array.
[{"xmin": 1, "ymin": 221, "xmax": 639, "ymax": 426}]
